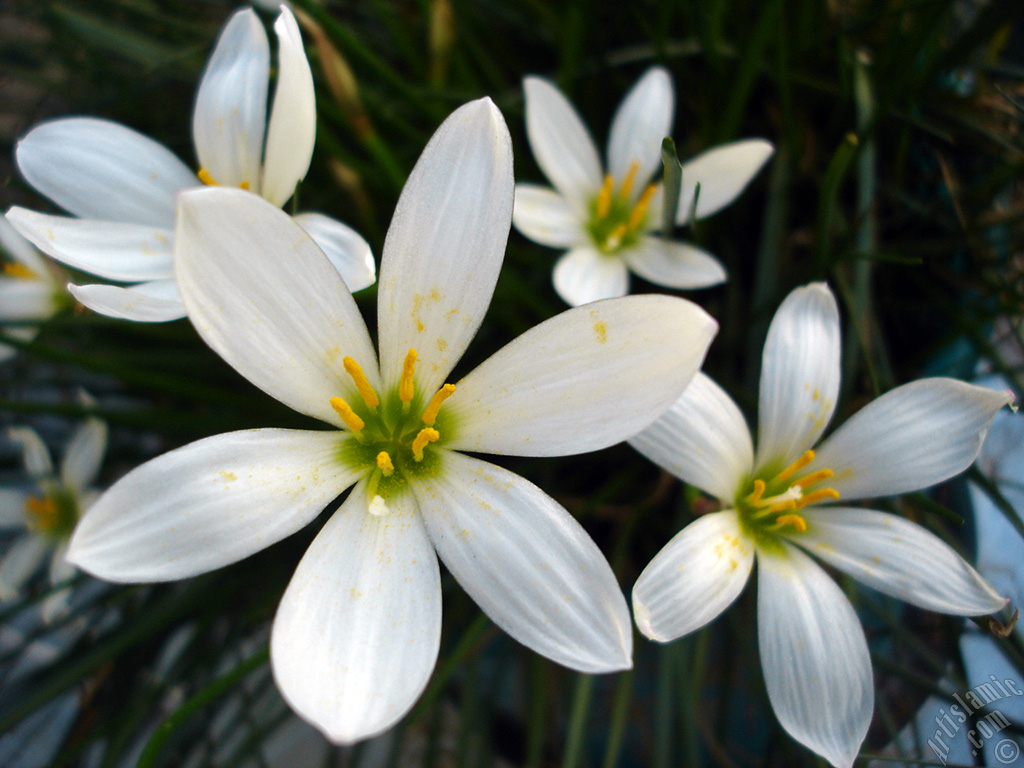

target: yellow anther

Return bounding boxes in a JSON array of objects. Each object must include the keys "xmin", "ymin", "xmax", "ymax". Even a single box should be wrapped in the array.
[
  {"xmin": 25, "ymin": 495, "xmax": 57, "ymax": 531},
  {"xmin": 619, "ymin": 161, "xmax": 641, "ymax": 200},
  {"xmin": 746, "ymin": 479, "xmax": 766, "ymax": 505},
  {"xmin": 197, "ymin": 168, "xmax": 218, "ymax": 186},
  {"xmin": 376, "ymin": 451, "xmax": 394, "ymax": 476},
  {"xmin": 793, "ymin": 468, "xmax": 834, "ymax": 490},
  {"xmin": 422, "ymin": 384, "xmax": 456, "ymax": 426},
  {"xmin": 330, "ymin": 396, "xmax": 365, "ymax": 431},
  {"xmin": 596, "ymin": 174, "xmax": 614, "ymax": 219},
  {"xmin": 399, "ymin": 349, "xmax": 418, "ymax": 404},
  {"xmin": 775, "ymin": 450, "xmax": 816, "ymax": 483},
  {"xmin": 796, "ymin": 488, "xmax": 840, "ymax": 509},
  {"xmin": 3, "ymin": 262, "xmax": 36, "ymax": 280},
  {"xmin": 607, "ymin": 223, "xmax": 628, "ymax": 248},
  {"xmin": 773, "ymin": 514, "xmax": 808, "ymax": 533},
  {"xmin": 411, "ymin": 427, "xmax": 440, "ymax": 461},
  {"xmin": 343, "ymin": 356, "xmax": 380, "ymax": 408},
  {"xmin": 627, "ymin": 184, "xmax": 657, "ymax": 231},
  {"xmin": 239, "ymin": 180, "xmax": 250, "ymax": 191},
  {"xmin": 765, "ymin": 498, "xmax": 798, "ymax": 514}
]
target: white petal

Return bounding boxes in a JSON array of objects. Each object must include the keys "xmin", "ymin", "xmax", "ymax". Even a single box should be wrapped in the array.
[
  {"xmin": 60, "ymin": 417, "xmax": 107, "ymax": 492},
  {"xmin": 261, "ymin": 7, "xmax": 316, "ymax": 207},
  {"xmin": 292, "ymin": 212, "xmax": 376, "ymax": 293},
  {"xmin": 192, "ymin": 8, "xmax": 269, "ymax": 191},
  {"xmin": 0, "ymin": 489, "xmax": 30, "ymax": 529},
  {"xmin": 675, "ymin": 139, "xmax": 774, "ymax": 224},
  {"xmin": 623, "ymin": 237, "xmax": 726, "ymax": 290},
  {"xmin": 175, "ymin": 188, "xmax": 379, "ymax": 427},
  {"xmin": 271, "ymin": 482, "xmax": 440, "ymax": 744},
  {"xmin": 629, "ymin": 372, "xmax": 753, "ymax": 501},
  {"xmin": 0, "ymin": 213, "xmax": 50, "ymax": 276},
  {"xmin": 6, "ymin": 208, "xmax": 173, "ymax": 281},
  {"xmin": 0, "ymin": 278, "xmax": 57, "ymax": 321},
  {"xmin": 0, "ymin": 536, "xmax": 49, "ymax": 601},
  {"xmin": 377, "ymin": 98, "xmax": 513, "ymax": 397},
  {"xmin": 8, "ymin": 427, "xmax": 53, "ymax": 479},
  {"xmin": 632, "ymin": 510, "xmax": 753, "ymax": 641},
  {"xmin": 16, "ymin": 118, "xmax": 197, "ymax": 227},
  {"xmin": 67, "ymin": 429, "xmax": 361, "ymax": 582},
  {"xmin": 445, "ymin": 294, "xmax": 717, "ymax": 457},
  {"xmin": 512, "ymin": 184, "xmax": 583, "ymax": 248},
  {"xmin": 69, "ymin": 280, "xmax": 186, "ymax": 323},
  {"xmin": 416, "ymin": 451, "xmax": 631, "ymax": 672},
  {"xmin": 607, "ymin": 67, "xmax": 674, "ymax": 189},
  {"xmin": 552, "ymin": 246, "xmax": 629, "ymax": 306},
  {"xmin": 814, "ymin": 378, "xmax": 1014, "ymax": 500},
  {"xmin": 798, "ymin": 507, "xmax": 1006, "ymax": 615},
  {"xmin": 755, "ymin": 283, "xmax": 841, "ymax": 473},
  {"xmin": 522, "ymin": 76, "xmax": 603, "ymax": 213},
  {"xmin": 758, "ymin": 543, "xmax": 872, "ymax": 768}
]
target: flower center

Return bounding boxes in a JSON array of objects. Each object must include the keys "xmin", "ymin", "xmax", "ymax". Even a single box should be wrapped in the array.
[
  {"xmin": 24, "ymin": 489, "xmax": 79, "ymax": 538},
  {"xmin": 735, "ymin": 449, "xmax": 840, "ymax": 545},
  {"xmin": 331, "ymin": 349, "xmax": 456, "ymax": 517},
  {"xmin": 586, "ymin": 161, "xmax": 656, "ymax": 255},
  {"xmin": 197, "ymin": 168, "xmax": 251, "ymax": 192},
  {"xmin": 3, "ymin": 262, "xmax": 37, "ymax": 280}
]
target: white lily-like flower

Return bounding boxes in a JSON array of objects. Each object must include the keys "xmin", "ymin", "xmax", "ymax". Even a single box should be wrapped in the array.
[
  {"xmin": 67, "ymin": 99, "xmax": 718, "ymax": 744},
  {"xmin": 629, "ymin": 282, "xmax": 1012, "ymax": 768},
  {"xmin": 0, "ymin": 411, "xmax": 107, "ymax": 620},
  {"xmin": 0, "ymin": 214, "xmax": 69, "ymax": 361},
  {"xmin": 513, "ymin": 67, "xmax": 774, "ymax": 306},
  {"xmin": 5, "ymin": 6, "xmax": 374, "ymax": 323}
]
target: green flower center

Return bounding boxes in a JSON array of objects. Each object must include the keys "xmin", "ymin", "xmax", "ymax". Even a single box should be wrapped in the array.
[
  {"xmin": 25, "ymin": 486, "xmax": 79, "ymax": 539},
  {"xmin": 332, "ymin": 350, "xmax": 456, "ymax": 516},
  {"xmin": 734, "ymin": 449, "xmax": 840, "ymax": 551},
  {"xmin": 585, "ymin": 161, "xmax": 656, "ymax": 255}
]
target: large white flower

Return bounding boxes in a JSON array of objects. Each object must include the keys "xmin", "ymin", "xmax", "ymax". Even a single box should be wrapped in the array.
[
  {"xmin": 5, "ymin": 6, "xmax": 374, "ymax": 323},
  {"xmin": 629, "ymin": 282, "xmax": 1012, "ymax": 768},
  {"xmin": 67, "ymin": 99, "xmax": 718, "ymax": 744},
  {"xmin": 513, "ymin": 67, "xmax": 774, "ymax": 306},
  {"xmin": 0, "ymin": 410, "xmax": 107, "ymax": 620}
]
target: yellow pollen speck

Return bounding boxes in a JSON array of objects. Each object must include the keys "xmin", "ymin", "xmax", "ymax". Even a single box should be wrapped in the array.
[
  {"xmin": 619, "ymin": 160, "xmax": 640, "ymax": 200},
  {"xmin": 3, "ymin": 262, "xmax": 36, "ymax": 280},
  {"xmin": 330, "ymin": 396, "xmax": 365, "ymax": 431},
  {"xmin": 411, "ymin": 427, "xmax": 440, "ymax": 461},
  {"xmin": 774, "ymin": 514, "xmax": 808, "ymax": 533},
  {"xmin": 775, "ymin": 450, "xmax": 815, "ymax": 483},
  {"xmin": 596, "ymin": 174, "xmax": 614, "ymax": 219},
  {"xmin": 593, "ymin": 320, "xmax": 608, "ymax": 344},
  {"xmin": 343, "ymin": 356, "xmax": 380, "ymax": 408},
  {"xmin": 422, "ymin": 383, "xmax": 456, "ymax": 426},
  {"xmin": 197, "ymin": 168, "xmax": 218, "ymax": 186},
  {"xmin": 219, "ymin": 471, "xmax": 237, "ymax": 482},
  {"xmin": 400, "ymin": 349, "xmax": 417, "ymax": 403},
  {"xmin": 376, "ymin": 451, "xmax": 394, "ymax": 476}
]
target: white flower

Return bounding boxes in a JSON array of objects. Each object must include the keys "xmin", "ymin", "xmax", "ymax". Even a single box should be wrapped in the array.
[
  {"xmin": 0, "ymin": 411, "xmax": 107, "ymax": 620},
  {"xmin": 0, "ymin": 214, "xmax": 69, "ymax": 361},
  {"xmin": 513, "ymin": 67, "xmax": 774, "ymax": 306},
  {"xmin": 67, "ymin": 99, "xmax": 719, "ymax": 744},
  {"xmin": 5, "ymin": 6, "xmax": 374, "ymax": 323},
  {"xmin": 629, "ymin": 282, "xmax": 1012, "ymax": 768}
]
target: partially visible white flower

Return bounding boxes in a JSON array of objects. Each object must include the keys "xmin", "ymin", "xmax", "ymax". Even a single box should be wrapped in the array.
[
  {"xmin": 0, "ymin": 214, "xmax": 69, "ymax": 361},
  {"xmin": 513, "ymin": 67, "xmax": 774, "ymax": 306},
  {"xmin": 67, "ymin": 99, "xmax": 718, "ymax": 744},
  {"xmin": 6, "ymin": 6, "xmax": 374, "ymax": 323},
  {"xmin": 1, "ymin": 408, "xmax": 107, "ymax": 619},
  {"xmin": 629, "ymin": 282, "xmax": 1012, "ymax": 768}
]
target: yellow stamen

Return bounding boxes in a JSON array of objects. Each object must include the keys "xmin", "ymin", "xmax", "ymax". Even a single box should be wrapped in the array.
[
  {"xmin": 330, "ymin": 396, "xmax": 365, "ymax": 431},
  {"xmin": 765, "ymin": 498, "xmax": 798, "ymax": 514},
  {"xmin": 627, "ymin": 184, "xmax": 657, "ymax": 231},
  {"xmin": 399, "ymin": 349, "xmax": 417, "ymax": 404},
  {"xmin": 793, "ymin": 468, "xmax": 834, "ymax": 489},
  {"xmin": 197, "ymin": 168, "xmax": 218, "ymax": 186},
  {"xmin": 343, "ymin": 356, "xmax": 380, "ymax": 408},
  {"xmin": 746, "ymin": 479, "xmax": 766, "ymax": 505},
  {"xmin": 376, "ymin": 451, "xmax": 394, "ymax": 476},
  {"xmin": 775, "ymin": 450, "xmax": 816, "ymax": 483},
  {"xmin": 796, "ymin": 488, "xmax": 840, "ymax": 509},
  {"xmin": 773, "ymin": 514, "xmax": 808, "ymax": 533},
  {"xmin": 3, "ymin": 262, "xmax": 36, "ymax": 280},
  {"xmin": 25, "ymin": 495, "xmax": 57, "ymax": 531},
  {"xmin": 422, "ymin": 384, "xmax": 456, "ymax": 426},
  {"xmin": 607, "ymin": 223, "xmax": 628, "ymax": 247},
  {"xmin": 619, "ymin": 161, "xmax": 640, "ymax": 200},
  {"xmin": 411, "ymin": 427, "xmax": 440, "ymax": 461},
  {"xmin": 596, "ymin": 174, "xmax": 614, "ymax": 219}
]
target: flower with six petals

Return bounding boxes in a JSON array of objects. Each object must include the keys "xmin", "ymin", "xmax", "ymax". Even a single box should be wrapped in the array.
[
  {"xmin": 513, "ymin": 66, "xmax": 774, "ymax": 306},
  {"xmin": 629, "ymin": 282, "xmax": 1011, "ymax": 768},
  {"xmin": 6, "ymin": 6, "xmax": 374, "ymax": 322},
  {"xmin": 67, "ymin": 99, "xmax": 719, "ymax": 744}
]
